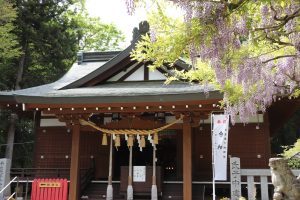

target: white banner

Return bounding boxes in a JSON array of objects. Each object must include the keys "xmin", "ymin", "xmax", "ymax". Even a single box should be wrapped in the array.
[{"xmin": 212, "ymin": 114, "xmax": 229, "ymax": 180}]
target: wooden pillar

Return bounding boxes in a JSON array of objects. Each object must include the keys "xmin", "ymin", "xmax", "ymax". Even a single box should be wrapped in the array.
[
  {"xmin": 69, "ymin": 123, "xmax": 81, "ymax": 200},
  {"xmin": 183, "ymin": 117, "xmax": 192, "ymax": 200}
]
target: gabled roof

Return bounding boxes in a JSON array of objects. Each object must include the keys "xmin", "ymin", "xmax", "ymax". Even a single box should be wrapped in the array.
[
  {"xmin": 62, "ymin": 44, "xmax": 135, "ymax": 89},
  {"xmin": 0, "ymin": 22, "xmax": 221, "ymax": 106},
  {"xmin": 62, "ymin": 45, "xmax": 191, "ymax": 89}
]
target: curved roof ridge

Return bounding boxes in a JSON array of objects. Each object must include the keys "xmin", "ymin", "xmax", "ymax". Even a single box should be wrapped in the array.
[{"xmin": 60, "ymin": 44, "xmax": 134, "ymax": 90}]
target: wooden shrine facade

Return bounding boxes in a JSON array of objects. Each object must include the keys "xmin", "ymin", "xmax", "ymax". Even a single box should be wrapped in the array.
[{"xmin": 1, "ymin": 22, "xmax": 298, "ymax": 199}]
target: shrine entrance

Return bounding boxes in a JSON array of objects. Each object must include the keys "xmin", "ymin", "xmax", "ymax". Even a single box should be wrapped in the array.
[{"xmin": 113, "ymin": 130, "xmax": 180, "ymax": 181}]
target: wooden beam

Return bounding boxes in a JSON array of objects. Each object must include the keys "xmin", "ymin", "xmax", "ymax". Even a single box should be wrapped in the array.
[
  {"xmin": 69, "ymin": 123, "xmax": 81, "ymax": 200},
  {"xmin": 144, "ymin": 62, "xmax": 149, "ymax": 81},
  {"xmin": 25, "ymin": 99, "xmax": 221, "ymax": 109},
  {"xmin": 118, "ymin": 62, "xmax": 144, "ymax": 81},
  {"xmin": 84, "ymin": 58, "xmax": 135, "ymax": 86},
  {"xmin": 183, "ymin": 116, "xmax": 192, "ymax": 200},
  {"xmin": 33, "ymin": 103, "xmax": 218, "ymax": 116}
]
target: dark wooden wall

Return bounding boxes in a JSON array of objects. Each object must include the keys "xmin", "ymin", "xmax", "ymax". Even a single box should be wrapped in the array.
[
  {"xmin": 193, "ymin": 119, "xmax": 271, "ymax": 180},
  {"xmin": 34, "ymin": 127, "xmax": 109, "ymax": 179},
  {"xmin": 34, "ymin": 117, "xmax": 271, "ymax": 181}
]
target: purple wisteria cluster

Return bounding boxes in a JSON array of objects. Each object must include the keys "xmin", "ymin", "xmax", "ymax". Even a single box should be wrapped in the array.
[
  {"xmin": 125, "ymin": 0, "xmax": 136, "ymax": 16},
  {"xmin": 126, "ymin": 0, "xmax": 300, "ymax": 122}
]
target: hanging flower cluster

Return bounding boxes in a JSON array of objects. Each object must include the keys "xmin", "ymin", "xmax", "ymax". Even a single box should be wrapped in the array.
[{"xmin": 128, "ymin": 0, "xmax": 300, "ymax": 123}]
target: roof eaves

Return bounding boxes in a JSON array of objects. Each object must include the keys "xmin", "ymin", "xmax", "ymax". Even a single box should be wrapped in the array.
[
  {"xmin": 0, "ymin": 92, "xmax": 17, "ymax": 104},
  {"xmin": 13, "ymin": 90, "xmax": 222, "ymax": 104}
]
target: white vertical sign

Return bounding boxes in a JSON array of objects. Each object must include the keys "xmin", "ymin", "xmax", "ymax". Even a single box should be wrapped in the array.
[
  {"xmin": 212, "ymin": 114, "xmax": 229, "ymax": 180},
  {"xmin": 0, "ymin": 158, "xmax": 11, "ymax": 199},
  {"xmin": 230, "ymin": 157, "xmax": 241, "ymax": 200}
]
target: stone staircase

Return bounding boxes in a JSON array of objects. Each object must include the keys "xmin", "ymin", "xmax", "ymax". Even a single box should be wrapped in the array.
[
  {"xmin": 80, "ymin": 183, "xmax": 125, "ymax": 200},
  {"xmin": 80, "ymin": 182, "xmax": 160, "ymax": 200},
  {"xmin": 80, "ymin": 182, "xmax": 205, "ymax": 200}
]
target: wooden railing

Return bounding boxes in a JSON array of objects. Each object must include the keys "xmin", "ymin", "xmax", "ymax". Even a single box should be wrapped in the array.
[
  {"xmin": 11, "ymin": 168, "xmax": 300, "ymax": 199},
  {"xmin": 10, "ymin": 168, "xmax": 93, "ymax": 180},
  {"xmin": 11, "ymin": 168, "xmax": 71, "ymax": 180},
  {"xmin": 9, "ymin": 167, "xmax": 95, "ymax": 198}
]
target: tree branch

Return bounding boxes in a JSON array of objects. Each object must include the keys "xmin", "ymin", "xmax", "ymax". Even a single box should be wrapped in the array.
[
  {"xmin": 255, "ymin": 8, "xmax": 300, "ymax": 31},
  {"xmin": 225, "ymin": 0, "xmax": 249, "ymax": 16},
  {"xmin": 262, "ymin": 54, "xmax": 297, "ymax": 64},
  {"xmin": 265, "ymin": 34, "xmax": 294, "ymax": 46},
  {"xmin": 271, "ymin": 6, "xmax": 300, "ymax": 22}
]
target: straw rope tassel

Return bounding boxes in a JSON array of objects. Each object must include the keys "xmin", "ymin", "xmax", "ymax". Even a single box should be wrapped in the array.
[
  {"xmin": 140, "ymin": 135, "xmax": 146, "ymax": 148},
  {"xmin": 127, "ymin": 135, "xmax": 133, "ymax": 147},
  {"xmin": 151, "ymin": 144, "xmax": 158, "ymax": 200},
  {"xmin": 153, "ymin": 132, "xmax": 159, "ymax": 145},
  {"xmin": 127, "ymin": 146, "xmax": 133, "ymax": 200},
  {"xmin": 106, "ymin": 135, "xmax": 113, "ymax": 200},
  {"xmin": 102, "ymin": 133, "xmax": 108, "ymax": 145},
  {"xmin": 79, "ymin": 114, "xmax": 183, "ymax": 136},
  {"xmin": 115, "ymin": 134, "xmax": 121, "ymax": 147}
]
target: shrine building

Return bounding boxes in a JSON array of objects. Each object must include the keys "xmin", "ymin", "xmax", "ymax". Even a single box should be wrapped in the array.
[{"xmin": 0, "ymin": 22, "xmax": 299, "ymax": 200}]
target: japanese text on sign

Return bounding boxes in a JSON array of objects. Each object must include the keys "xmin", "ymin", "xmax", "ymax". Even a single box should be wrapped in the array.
[
  {"xmin": 230, "ymin": 157, "xmax": 241, "ymax": 200},
  {"xmin": 133, "ymin": 166, "xmax": 146, "ymax": 182},
  {"xmin": 212, "ymin": 114, "xmax": 229, "ymax": 180}
]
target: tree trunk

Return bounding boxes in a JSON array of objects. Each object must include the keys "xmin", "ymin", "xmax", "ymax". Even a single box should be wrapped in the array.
[
  {"xmin": 15, "ymin": 49, "xmax": 26, "ymax": 90},
  {"xmin": 5, "ymin": 42, "xmax": 27, "ymax": 163}
]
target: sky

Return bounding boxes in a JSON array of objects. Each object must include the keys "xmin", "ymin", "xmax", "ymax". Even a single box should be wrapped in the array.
[
  {"xmin": 85, "ymin": 0, "xmax": 148, "ymax": 47},
  {"xmin": 85, "ymin": 0, "xmax": 183, "ymax": 48}
]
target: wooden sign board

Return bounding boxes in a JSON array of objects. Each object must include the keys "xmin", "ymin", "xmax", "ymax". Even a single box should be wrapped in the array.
[
  {"xmin": 39, "ymin": 182, "xmax": 61, "ymax": 188},
  {"xmin": 120, "ymin": 166, "xmax": 162, "ymax": 194},
  {"xmin": 230, "ymin": 157, "xmax": 241, "ymax": 200},
  {"xmin": 133, "ymin": 166, "xmax": 146, "ymax": 182}
]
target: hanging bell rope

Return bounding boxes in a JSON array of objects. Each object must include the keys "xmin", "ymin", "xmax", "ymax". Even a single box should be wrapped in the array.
[
  {"xmin": 79, "ymin": 114, "xmax": 183, "ymax": 136},
  {"xmin": 151, "ymin": 144, "xmax": 158, "ymax": 200},
  {"xmin": 127, "ymin": 146, "xmax": 133, "ymax": 200},
  {"xmin": 106, "ymin": 135, "xmax": 113, "ymax": 200}
]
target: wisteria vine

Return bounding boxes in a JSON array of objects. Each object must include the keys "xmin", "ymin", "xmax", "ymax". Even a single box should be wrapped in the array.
[{"xmin": 126, "ymin": 0, "xmax": 300, "ymax": 123}]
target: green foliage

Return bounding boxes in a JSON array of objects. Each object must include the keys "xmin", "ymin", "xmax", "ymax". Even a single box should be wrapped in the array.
[
  {"xmin": 12, "ymin": 116, "xmax": 35, "ymax": 168},
  {"xmin": 272, "ymin": 109, "xmax": 300, "ymax": 169},
  {"xmin": 0, "ymin": 110, "xmax": 10, "ymax": 157},
  {"xmin": 0, "ymin": 0, "xmax": 20, "ymax": 89},
  {"xmin": 0, "ymin": 0, "xmax": 125, "ymax": 90},
  {"xmin": 130, "ymin": 0, "xmax": 300, "ymax": 121},
  {"xmin": 0, "ymin": 110, "xmax": 34, "ymax": 168},
  {"xmin": 0, "ymin": 0, "xmax": 20, "ymax": 61},
  {"xmin": 282, "ymin": 139, "xmax": 300, "ymax": 169},
  {"xmin": 283, "ymin": 139, "xmax": 300, "ymax": 159},
  {"xmin": 131, "ymin": 2, "xmax": 190, "ymax": 68},
  {"xmin": 0, "ymin": 0, "xmax": 125, "ymax": 168},
  {"xmin": 75, "ymin": 13, "xmax": 125, "ymax": 51}
]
